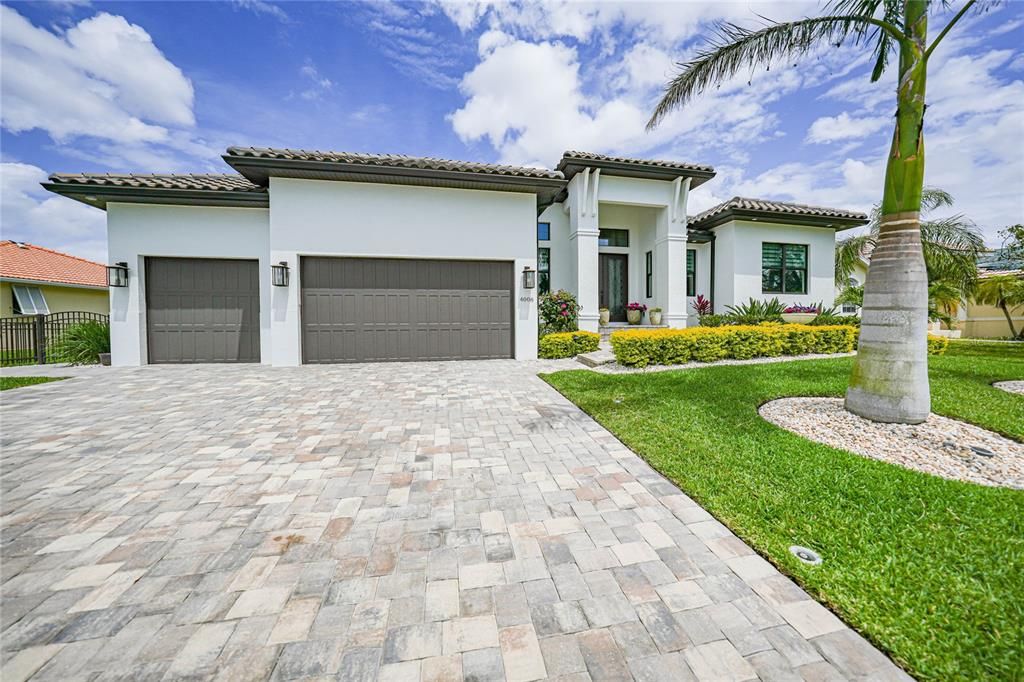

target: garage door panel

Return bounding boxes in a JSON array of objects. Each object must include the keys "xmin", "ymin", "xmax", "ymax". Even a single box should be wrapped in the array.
[
  {"xmin": 302, "ymin": 257, "xmax": 512, "ymax": 363},
  {"xmin": 146, "ymin": 258, "xmax": 260, "ymax": 364}
]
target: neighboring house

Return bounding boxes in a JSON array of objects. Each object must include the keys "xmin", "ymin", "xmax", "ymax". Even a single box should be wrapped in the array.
[
  {"xmin": 43, "ymin": 147, "xmax": 867, "ymax": 366},
  {"xmin": 954, "ymin": 268, "xmax": 1024, "ymax": 339},
  {"xmin": 0, "ymin": 240, "xmax": 108, "ymax": 317}
]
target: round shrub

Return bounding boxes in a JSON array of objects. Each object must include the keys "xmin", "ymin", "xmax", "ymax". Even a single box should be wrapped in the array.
[
  {"xmin": 539, "ymin": 290, "xmax": 581, "ymax": 334},
  {"xmin": 539, "ymin": 331, "xmax": 601, "ymax": 359}
]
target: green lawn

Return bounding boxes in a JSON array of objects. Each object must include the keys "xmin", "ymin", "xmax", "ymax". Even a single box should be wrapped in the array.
[
  {"xmin": 0, "ymin": 376, "xmax": 66, "ymax": 391},
  {"xmin": 543, "ymin": 340, "xmax": 1024, "ymax": 681}
]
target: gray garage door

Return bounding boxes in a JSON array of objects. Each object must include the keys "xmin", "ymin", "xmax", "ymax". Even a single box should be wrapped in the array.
[
  {"xmin": 146, "ymin": 257, "xmax": 260, "ymax": 364},
  {"xmin": 301, "ymin": 257, "xmax": 513, "ymax": 363}
]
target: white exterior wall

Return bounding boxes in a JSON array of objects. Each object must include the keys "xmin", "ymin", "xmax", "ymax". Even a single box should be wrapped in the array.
[
  {"xmin": 713, "ymin": 220, "xmax": 838, "ymax": 309},
  {"xmin": 268, "ymin": 178, "xmax": 538, "ymax": 364},
  {"xmin": 539, "ymin": 203, "xmax": 571, "ymax": 293},
  {"xmin": 106, "ymin": 203, "xmax": 272, "ymax": 366}
]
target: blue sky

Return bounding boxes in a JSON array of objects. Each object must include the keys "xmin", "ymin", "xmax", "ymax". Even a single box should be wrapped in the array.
[{"xmin": 2, "ymin": 0, "xmax": 1022, "ymax": 262}]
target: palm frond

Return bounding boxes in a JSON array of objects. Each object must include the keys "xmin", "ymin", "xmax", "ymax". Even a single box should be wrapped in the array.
[
  {"xmin": 834, "ymin": 233, "xmax": 874, "ymax": 285},
  {"xmin": 920, "ymin": 186, "xmax": 955, "ymax": 212},
  {"xmin": 920, "ymin": 214, "xmax": 985, "ymax": 294},
  {"xmin": 647, "ymin": 14, "xmax": 904, "ymax": 129}
]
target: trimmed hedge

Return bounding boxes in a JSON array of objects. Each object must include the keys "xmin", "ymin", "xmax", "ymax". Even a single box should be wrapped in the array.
[
  {"xmin": 610, "ymin": 324, "xmax": 857, "ymax": 368},
  {"xmin": 927, "ymin": 335, "xmax": 949, "ymax": 355},
  {"xmin": 539, "ymin": 331, "xmax": 601, "ymax": 359}
]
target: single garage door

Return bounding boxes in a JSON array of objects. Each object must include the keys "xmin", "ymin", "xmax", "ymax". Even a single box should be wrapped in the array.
[
  {"xmin": 302, "ymin": 257, "xmax": 513, "ymax": 363},
  {"xmin": 146, "ymin": 257, "xmax": 260, "ymax": 363}
]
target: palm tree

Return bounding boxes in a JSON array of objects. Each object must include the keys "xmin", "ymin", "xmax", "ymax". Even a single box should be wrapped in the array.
[
  {"xmin": 835, "ymin": 187, "xmax": 985, "ymax": 310},
  {"xmin": 973, "ymin": 274, "xmax": 1024, "ymax": 338},
  {"xmin": 649, "ymin": 0, "xmax": 990, "ymax": 424}
]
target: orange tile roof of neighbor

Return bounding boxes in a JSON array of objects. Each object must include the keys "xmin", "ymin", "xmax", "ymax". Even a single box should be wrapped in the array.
[{"xmin": 0, "ymin": 240, "xmax": 107, "ymax": 288}]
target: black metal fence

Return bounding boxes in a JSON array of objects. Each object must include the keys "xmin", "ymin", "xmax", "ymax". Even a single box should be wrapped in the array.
[{"xmin": 0, "ymin": 311, "xmax": 109, "ymax": 366}]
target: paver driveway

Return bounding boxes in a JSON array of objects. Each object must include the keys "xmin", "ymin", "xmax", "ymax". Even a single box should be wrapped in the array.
[{"xmin": 0, "ymin": 362, "xmax": 909, "ymax": 681}]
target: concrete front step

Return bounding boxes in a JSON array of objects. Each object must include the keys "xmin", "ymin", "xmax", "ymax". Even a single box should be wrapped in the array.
[
  {"xmin": 599, "ymin": 323, "xmax": 668, "ymax": 340},
  {"xmin": 576, "ymin": 349, "xmax": 616, "ymax": 367}
]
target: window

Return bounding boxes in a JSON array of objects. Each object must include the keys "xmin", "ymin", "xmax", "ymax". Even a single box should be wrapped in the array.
[
  {"xmin": 11, "ymin": 285, "xmax": 49, "ymax": 315},
  {"xmin": 842, "ymin": 303, "xmax": 859, "ymax": 314},
  {"xmin": 762, "ymin": 243, "xmax": 807, "ymax": 294},
  {"xmin": 598, "ymin": 229, "xmax": 629, "ymax": 247},
  {"xmin": 686, "ymin": 249, "xmax": 696, "ymax": 297},
  {"xmin": 538, "ymin": 247, "xmax": 550, "ymax": 295},
  {"xmin": 537, "ymin": 222, "xmax": 550, "ymax": 241},
  {"xmin": 645, "ymin": 251, "xmax": 653, "ymax": 298}
]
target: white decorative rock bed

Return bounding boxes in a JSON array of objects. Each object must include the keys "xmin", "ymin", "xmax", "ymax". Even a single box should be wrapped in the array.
[
  {"xmin": 994, "ymin": 380, "xmax": 1024, "ymax": 396},
  {"xmin": 760, "ymin": 397, "xmax": 1024, "ymax": 490}
]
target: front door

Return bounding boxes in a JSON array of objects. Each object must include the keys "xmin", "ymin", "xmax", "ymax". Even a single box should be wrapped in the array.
[{"xmin": 599, "ymin": 254, "xmax": 628, "ymax": 322}]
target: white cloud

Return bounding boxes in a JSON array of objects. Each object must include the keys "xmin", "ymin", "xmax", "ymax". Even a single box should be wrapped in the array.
[
  {"xmin": 297, "ymin": 60, "xmax": 333, "ymax": 101},
  {"xmin": 806, "ymin": 112, "xmax": 891, "ymax": 144},
  {"xmin": 1, "ymin": 162, "xmax": 107, "ymax": 262},
  {"xmin": 0, "ymin": 7, "xmax": 194, "ymax": 144},
  {"xmin": 230, "ymin": 0, "xmax": 289, "ymax": 23}
]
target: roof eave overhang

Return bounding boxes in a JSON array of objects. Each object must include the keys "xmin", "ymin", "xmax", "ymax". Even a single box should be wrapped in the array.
[
  {"xmin": 0, "ymin": 276, "xmax": 107, "ymax": 290},
  {"xmin": 685, "ymin": 230, "xmax": 715, "ymax": 244},
  {"xmin": 40, "ymin": 183, "xmax": 270, "ymax": 210},
  {"xmin": 694, "ymin": 209, "xmax": 868, "ymax": 231},
  {"xmin": 558, "ymin": 159, "xmax": 716, "ymax": 188},
  {"xmin": 222, "ymin": 155, "xmax": 567, "ymax": 208}
]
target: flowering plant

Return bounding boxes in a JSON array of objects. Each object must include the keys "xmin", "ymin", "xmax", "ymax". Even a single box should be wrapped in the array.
[
  {"xmin": 784, "ymin": 305, "xmax": 819, "ymax": 314},
  {"xmin": 539, "ymin": 290, "xmax": 581, "ymax": 334},
  {"xmin": 625, "ymin": 302, "xmax": 648, "ymax": 312},
  {"xmin": 691, "ymin": 295, "xmax": 712, "ymax": 316}
]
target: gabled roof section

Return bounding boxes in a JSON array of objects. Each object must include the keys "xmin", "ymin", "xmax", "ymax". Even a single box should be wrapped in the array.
[
  {"xmin": 0, "ymin": 240, "xmax": 106, "ymax": 288},
  {"xmin": 557, "ymin": 151, "xmax": 716, "ymax": 187},
  {"xmin": 42, "ymin": 173, "xmax": 268, "ymax": 210},
  {"xmin": 223, "ymin": 146, "xmax": 567, "ymax": 209},
  {"xmin": 689, "ymin": 196, "xmax": 869, "ymax": 230}
]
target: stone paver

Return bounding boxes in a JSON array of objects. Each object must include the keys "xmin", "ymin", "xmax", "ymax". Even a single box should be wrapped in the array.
[{"xmin": 1, "ymin": 361, "xmax": 910, "ymax": 680}]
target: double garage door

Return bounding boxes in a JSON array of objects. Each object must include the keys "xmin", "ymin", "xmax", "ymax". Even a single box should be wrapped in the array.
[
  {"xmin": 301, "ymin": 257, "xmax": 513, "ymax": 363},
  {"xmin": 144, "ymin": 256, "xmax": 513, "ymax": 364}
]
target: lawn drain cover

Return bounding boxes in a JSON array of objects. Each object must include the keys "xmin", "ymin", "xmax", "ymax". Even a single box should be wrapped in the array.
[{"xmin": 790, "ymin": 545, "xmax": 822, "ymax": 565}]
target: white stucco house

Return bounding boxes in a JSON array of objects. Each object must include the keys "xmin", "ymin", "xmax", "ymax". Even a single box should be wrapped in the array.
[{"xmin": 44, "ymin": 148, "xmax": 867, "ymax": 366}]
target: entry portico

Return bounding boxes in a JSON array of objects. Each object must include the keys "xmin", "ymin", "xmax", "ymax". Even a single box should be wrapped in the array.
[{"xmin": 539, "ymin": 152, "xmax": 717, "ymax": 331}]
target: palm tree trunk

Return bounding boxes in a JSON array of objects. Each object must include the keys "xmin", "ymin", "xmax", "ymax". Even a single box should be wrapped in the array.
[
  {"xmin": 846, "ymin": 1, "xmax": 931, "ymax": 424},
  {"xmin": 999, "ymin": 301, "xmax": 1019, "ymax": 338}
]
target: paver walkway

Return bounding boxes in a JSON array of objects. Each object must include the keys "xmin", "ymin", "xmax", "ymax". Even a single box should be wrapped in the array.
[{"xmin": 0, "ymin": 362, "xmax": 910, "ymax": 681}]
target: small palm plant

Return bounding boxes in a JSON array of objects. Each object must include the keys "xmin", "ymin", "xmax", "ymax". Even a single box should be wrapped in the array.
[{"xmin": 52, "ymin": 321, "xmax": 111, "ymax": 365}]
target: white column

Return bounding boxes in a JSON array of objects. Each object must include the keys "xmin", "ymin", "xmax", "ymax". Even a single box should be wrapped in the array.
[
  {"xmin": 657, "ymin": 177, "xmax": 691, "ymax": 328},
  {"xmin": 269, "ymin": 250, "xmax": 301, "ymax": 366},
  {"xmin": 568, "ymin": 169, "xmax": 600, "ymax": 332}
]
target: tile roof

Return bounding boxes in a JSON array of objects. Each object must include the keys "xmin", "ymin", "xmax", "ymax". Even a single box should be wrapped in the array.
[
  {"xmin": 0, "ymin": 240, "xmax": 107, "ymax": 288},
  {"xmin": 225, "ymin": 147, "xmax": 565, "ymax": 180},
  {"xmin": 46, "ymin": 173, "xmax": 265, "ymax": 193},
  {"xmin": 978, "ymin": 268, "xmax": 1023, "ymax": 279},
  {"xmin": 690, "ymin": 196, "xmax": 868, "ymax": 227},
  {"xmin": 559, "ymin": 150, "xmax": 715, "ymax": 174}
]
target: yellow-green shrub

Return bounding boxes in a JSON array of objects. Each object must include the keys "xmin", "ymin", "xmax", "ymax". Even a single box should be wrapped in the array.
[
  {"xmin": 539, "ymin": 331, "xmax": 601, "ymax": 359},
  {"xmin": 609, "ymin": 324, "xmax": 857, "ymax": 367},
  {"xmin": 927, "ymin": 334, "xmax": 949, "ymax": 355}
]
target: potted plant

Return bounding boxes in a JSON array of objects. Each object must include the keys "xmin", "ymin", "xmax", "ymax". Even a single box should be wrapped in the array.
[
  {"xmin": 599, "ymin": 307, "xmax": 610, "ymax": 325},
  {"xmin": 625, "ymin": 302, "xmax": 647, "ymax": 325},
  {"xmin": 781, "ymin": 304, "xmax": 819, "ymax": 324},
  {"xmin": 648, "ymin": 307, "xmax": 663, "ymax": 325}
]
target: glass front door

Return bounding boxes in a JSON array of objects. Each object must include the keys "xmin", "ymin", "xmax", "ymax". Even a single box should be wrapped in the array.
[{"xmin": 599, "ymin": 254, "xmax": 628, "ymax": 322}]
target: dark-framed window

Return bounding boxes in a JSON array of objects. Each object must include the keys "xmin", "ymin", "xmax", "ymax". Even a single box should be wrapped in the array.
[
  {"xmin": 762, "ymin": 243, "xmax": 808, "ymax": 294},
  {"xmin": 537, "ymin": 222, "xmax": 550, "ymax": 241},
  {"xmin": 645, "ymin": 251, "xmax": 653, "ymax": 298},
  {"xmin": 598, "ymin": 228, "xmax": 629, "ymax": 247},
  {"xmin": 538, "ymin": 247, "xmax": 550, "ymax": 295},
  {"xmin": 686, "ymin": 249, "xmax": 696, "ymax": 297}
]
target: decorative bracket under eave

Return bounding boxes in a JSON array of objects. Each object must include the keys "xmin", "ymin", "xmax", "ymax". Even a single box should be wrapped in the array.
[{"xmin": 669, "ymin": 176, "xmax": 691, "ymax": 224}]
